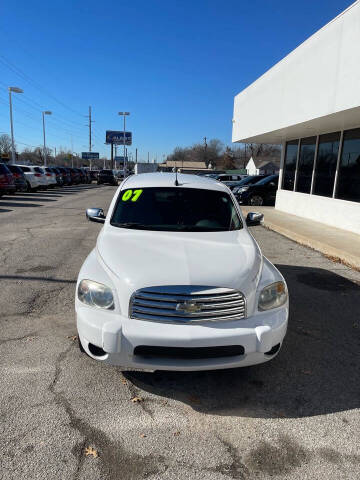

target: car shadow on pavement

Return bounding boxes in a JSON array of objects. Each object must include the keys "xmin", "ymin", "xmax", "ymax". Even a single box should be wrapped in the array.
[
  {"xmin": 124, "ymin": 264, "xmax": 360, "ymax": 419},
  {"xmin": 2, "ymin": 195, "xmax": 57, "ymax": 202},
  {"xmin": 0, "ymin": 201, "xmax": 42, "ymax": 208}
]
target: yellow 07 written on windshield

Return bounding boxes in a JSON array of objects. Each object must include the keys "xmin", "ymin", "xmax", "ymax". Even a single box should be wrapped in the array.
[{"xmin": 121, "ymin": 189, "xmax": 143, "ymax": 202}]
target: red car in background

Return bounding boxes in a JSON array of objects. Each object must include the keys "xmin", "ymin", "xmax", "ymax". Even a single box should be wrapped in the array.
[{"xmin": 0, "ymin": 163, "xmax": 16, "ymax": 196}]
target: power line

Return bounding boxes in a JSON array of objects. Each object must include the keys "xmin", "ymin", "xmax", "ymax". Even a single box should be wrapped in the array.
[{"xmin": 0, "ymin": 55, "xmax": 84, "ymax": 118}]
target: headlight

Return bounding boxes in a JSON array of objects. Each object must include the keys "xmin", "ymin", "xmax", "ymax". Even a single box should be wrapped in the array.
[
  {"xmin": 78, "ymin": 279, "xmax": 114, "ymax": 310},
  {"xmin": 239, "ymin": 186, "xmax": 249, "ymax": 192},
  {"xmin": 258, "ymin": 281, "xmax": 287, "ymax": 311}
]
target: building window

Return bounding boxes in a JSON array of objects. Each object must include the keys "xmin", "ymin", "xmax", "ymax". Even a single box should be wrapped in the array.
[
  {"xmin": 296, "ymin": 136, "xmax": 316, "ymax": 194},
  {"xmin": 282, "ymin": 140, "xmax": 298, "ymax": 190},
  {"xmin": 336, "ymin": 128, "xmax": 360, "ymax": 202},
  {"xmin": 313, "ymin": 132, "xmax": 340, "ymax": 197}
]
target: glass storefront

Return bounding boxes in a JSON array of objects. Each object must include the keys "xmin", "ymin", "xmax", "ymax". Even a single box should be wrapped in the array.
[
  {"xmin": 296, "ymin": 136, "xmax": 316, "ymax": 194},
  {"xmin": 313, "ymin": 132, "xmax": 340, "ymax": 197},
  {"xmin": 337, "ymin": 128, "xmax": 360, "ymax": 202},
  {"xmin": 281, "ymin": 127, "xmax": 360, "ymax": 203},
  {"xmin": 282, "ymin": 140, "xmax": 298, "ymax": 190}
]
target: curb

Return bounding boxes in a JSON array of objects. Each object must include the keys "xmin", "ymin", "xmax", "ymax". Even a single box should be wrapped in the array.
[{"xmin": 262, "ymin": 220, "xmax": 360, "ymax": 272}]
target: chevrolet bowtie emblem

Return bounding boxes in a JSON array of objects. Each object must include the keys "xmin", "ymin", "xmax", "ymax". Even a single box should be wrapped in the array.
[{"xmin": 175, "ymin": 301, "xmax": 202, "ymax": 314}]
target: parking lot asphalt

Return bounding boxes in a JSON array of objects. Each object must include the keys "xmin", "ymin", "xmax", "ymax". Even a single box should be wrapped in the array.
[{"xmin": 1, "ymin": 185, "xmax": 359, "ymax": 480}]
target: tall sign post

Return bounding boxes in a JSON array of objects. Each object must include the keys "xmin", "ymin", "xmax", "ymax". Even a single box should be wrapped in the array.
[{"xmin": 118, "ymin": 112, "xmax": 130, "ymax": 177}]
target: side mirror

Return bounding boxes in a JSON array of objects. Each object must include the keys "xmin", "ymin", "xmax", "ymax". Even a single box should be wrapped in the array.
[
  {"xmin": 246, "ymin": 212, "xmax": 264, "ymax": 227},
  {"xmin": 269, "ymin": 182, "xmax": 276, "ymax": 187},
  {"xmin": 86, "ymin": 208, "xmax": 106, "ymax": 223}
]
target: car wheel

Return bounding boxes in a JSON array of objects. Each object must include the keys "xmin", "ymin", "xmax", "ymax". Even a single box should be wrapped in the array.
[{"xmin": 249, "ymin": 195, "xmax": 264, "ymax": 206}]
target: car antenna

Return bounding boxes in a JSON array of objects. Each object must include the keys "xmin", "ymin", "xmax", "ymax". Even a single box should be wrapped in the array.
[{"xmin": 175, "ymin": 163, "xmax": 179, "ymax": 186}]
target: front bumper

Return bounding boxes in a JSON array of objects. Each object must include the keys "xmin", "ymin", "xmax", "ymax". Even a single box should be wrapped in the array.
[{"xmin": 76, "ymin": 305, "xmax": 288, "ymax": 371}]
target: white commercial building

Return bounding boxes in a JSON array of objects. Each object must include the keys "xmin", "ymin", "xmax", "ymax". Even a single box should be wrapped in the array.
[{"xmin": 232, "ymin": 1, "xmax": 360, "ymax": 235}]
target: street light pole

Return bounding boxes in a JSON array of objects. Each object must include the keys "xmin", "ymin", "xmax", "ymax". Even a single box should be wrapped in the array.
[
  {"xmin": 8, "ymin": 87, "xmax": 23, "ymax": 164},
  {"xmin": 42, "ymin": 111, "xmax": 52, "ymax": 166},
  {"xmin": 118, "ymin": 112, "xmax": 130, "ymax": 176}
]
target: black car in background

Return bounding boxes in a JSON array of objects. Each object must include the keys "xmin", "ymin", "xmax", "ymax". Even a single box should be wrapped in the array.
[
  {"xmin": 7, "ymin": 164, "xmax": 28, "ymax": 192},
  {"xmin": 236, "ymin": 174, "xmax": 279, "ymax": 206},
  {"xmin": 69, "ymin": 168, "xmax": 81, "ymax": 185},
  {"xmin": 79, "ymin": 168, "xmax": 91, "ymax": 184},
  {"xmin": 231, "ymin": 175, "xmax": 269, "ymax": 193},
  {"xmin": 89, "ymin": 170, "xmax": 99, "ymax": 182},
  {"xmin": 51, "ymin": 167, "xmax": 64, "ymax": 187},
  {"xmin": 57, "ymin": 167, "xmax": 72, "ymax": 185},
  {"xmin": 97, "ymin": 169, "xmax": 118, "ymax": 186}
]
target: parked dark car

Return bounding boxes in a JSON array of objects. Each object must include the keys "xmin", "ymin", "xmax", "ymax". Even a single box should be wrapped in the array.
[
  {"xmin": 97, "ymin": 169, "xmax": 118, "ymax": 186},
  {"xmin": 79, "ymin": 168, "xmax": 91, "ymax": 184},
  {"xmin": 75, "ymin": 168, "xmax": 86, "ymax": 184},
  {"xmin": 0, "ymin": 163, "xmax": 16, "ymax": 196},
  {"xmin": 58, "ymin": 167, "xmax": 72, "ymax": 185},
  {"xmin": 51, "ymin": 167, "xmax": 64, "ymax": 187},
  {"xmin": 236, "ymin": 174, "xmax": 279, "ymax": 206},
  {"xmin": 69, "ymin": 167, "xmax": 81, "ymax": 185},
  {"xmin": 7, "ymin": 164, "xmax": 27, "ymax": 192},
  {"xmin": 232, "ymin": 175, "xmax": 270, "ymax": 193},
  {"xmin": 89, "ymin": 170, "xmax": 99, "ymax": 182}
]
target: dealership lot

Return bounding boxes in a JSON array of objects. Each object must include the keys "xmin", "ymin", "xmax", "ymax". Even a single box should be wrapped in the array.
[{"xmin": 1, "ymin": 185, "xmax": 359, "ymax": 480}]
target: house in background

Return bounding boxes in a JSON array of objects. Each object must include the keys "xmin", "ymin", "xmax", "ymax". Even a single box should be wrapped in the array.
[{"xmin": 246, "ymin": 157, "xmax": 280, "ymax": 175}]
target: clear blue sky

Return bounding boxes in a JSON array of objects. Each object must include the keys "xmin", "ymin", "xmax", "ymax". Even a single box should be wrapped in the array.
[{"xmin": 0, "ymin": 0, "xmax": 354, "ymax": 161}]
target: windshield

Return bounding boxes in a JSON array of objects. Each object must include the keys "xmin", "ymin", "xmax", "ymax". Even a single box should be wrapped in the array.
[
  {"xmin": 253, "ymin": 174, "xmax": 278, "ymax": 186},
  {"xmin": 111, "ymin": 187, "xmax": 242, "ymax": 232}
]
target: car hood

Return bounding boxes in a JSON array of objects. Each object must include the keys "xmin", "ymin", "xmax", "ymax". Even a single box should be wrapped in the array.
[{"xmin": 96, "ymin": 226, "xmax": 263, "ymax": 313}]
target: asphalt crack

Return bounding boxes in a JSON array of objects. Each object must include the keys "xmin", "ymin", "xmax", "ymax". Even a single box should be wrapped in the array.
[{"xmin": 49, "ymin": 347, "xmax": 166, "ymax": 480}]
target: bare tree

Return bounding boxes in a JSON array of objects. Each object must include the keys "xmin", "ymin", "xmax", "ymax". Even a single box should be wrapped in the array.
[{"xmin": 0, "ymin": 134, "xmax": 13, "ymax": 156}]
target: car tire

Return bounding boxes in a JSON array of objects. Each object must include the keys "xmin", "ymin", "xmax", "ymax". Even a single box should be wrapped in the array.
[
  {"xmin": 249, "ymin": 195, "xmax": 264, "ymax": 206},
  {"xmin": 78, "ymin": 336, "xmax": 85, "ymax": 353}
]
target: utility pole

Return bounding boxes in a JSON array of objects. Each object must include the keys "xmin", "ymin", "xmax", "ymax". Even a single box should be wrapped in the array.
[
  {"xmin": 111, "ymin": 143, "xmax": 114, "ymax": 169},
  {"xmin": 204, "ymin": 136, "xmax": 207, "ymax": 168},
  {"xmin": 135, "ymin": 148, "xmax": 138, "ymax": 163},
  {"xmin": 147, "ymin": 152, "xmax": 149, "ymax": 163},
  {"xmin": 88, "ymin": 106, "xmax": 92, "ymax": 169}
]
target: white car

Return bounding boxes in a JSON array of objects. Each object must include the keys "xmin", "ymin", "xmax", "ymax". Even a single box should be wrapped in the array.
[
  {"xmin": 15, "ymin": 165, "xmax": 45, "ymax": 191},
  {"xmin": 76, "ymin": 173, "xmax": 288, "ymax": 371},
  {"xmin": 41, "ymin": 166, "xmax": 57, "ymax": 187}
]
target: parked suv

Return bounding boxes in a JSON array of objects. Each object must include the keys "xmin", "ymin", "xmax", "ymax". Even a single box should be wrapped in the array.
[
  {"xmin": 76, "ymin": 173, "xmax": 288, "ymax": 371},
  {"xmin": 42, "ymin": 167, "xmax": 58, "ymax": 188},
  {"xmin": 236, "ymin": 174, "xmax": 279, "ymax": 206},
  {"xmin": 15, "ymin": 165, "xmax": 47, "ymax": 191},
  {"xmin": 58, "ymin": 167, "xmax": 72, "ymax": 186},
  {"xmin": 97, "ymin": 169, "xmax": 118, "ymax": 185},
  {"xmin": 7, "ymin": 165, "xmax": 27, "ymax": 192},
  {"xmin": 0, "ymin": 163, "xmax": 16, "ymax": 196}
]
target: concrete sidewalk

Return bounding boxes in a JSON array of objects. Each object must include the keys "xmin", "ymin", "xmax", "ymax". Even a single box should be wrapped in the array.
[{"xmin": 241, "ymin": 206, "xmax": 360, "ymax": 271}]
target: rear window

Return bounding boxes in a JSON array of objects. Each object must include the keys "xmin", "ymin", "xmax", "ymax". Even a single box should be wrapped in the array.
[
  {"xmin": 7, "ymin": 165, "xmax": 22, "ymax": 174},
  {"xmin": 111, "ymin": 187, "xmax": 242, "ymax": 232},
  {"xmin": 0, "ymin": 163, "xmax": 11, "ymax": 174},
  {"xmin": 34, "ymin": 167, "xmax": 44, "ymax": 174},
  {"xmin": 254, "ymin": 174, "xmax": 278, "ymax": 186},
  {"xmin": 101, "ymin": 170, "xmax": 113, "ymax": 174},
  {"xmin": 18, "ymin": 166, "xmax": 31, "ymax": 173}
]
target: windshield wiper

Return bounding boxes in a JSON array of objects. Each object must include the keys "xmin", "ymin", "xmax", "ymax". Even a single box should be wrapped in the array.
[{"xmin": 112, "ymin": 222, "xmax": 152, "ymax": 230}]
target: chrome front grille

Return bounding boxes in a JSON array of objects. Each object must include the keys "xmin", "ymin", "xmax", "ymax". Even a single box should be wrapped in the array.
[{"xmin": 129, "ymin": 286, "xmax": 246, "ymax": 323}]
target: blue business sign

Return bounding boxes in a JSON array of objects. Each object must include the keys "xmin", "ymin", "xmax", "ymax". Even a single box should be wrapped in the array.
[
  {"xmin": 106, "ymin": 131, "xmax": 132, "ymax": 145},
  {"xmin": 81, "ymin": 152, "xmax": 99, "ymax": 160}
]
